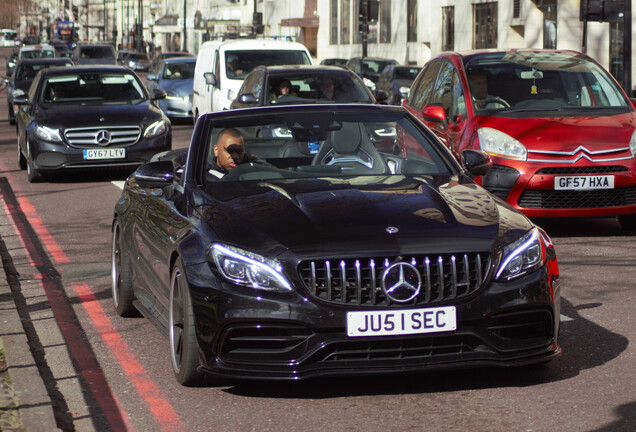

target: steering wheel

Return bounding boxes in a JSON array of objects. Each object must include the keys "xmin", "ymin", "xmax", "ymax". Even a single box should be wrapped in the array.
[{"xmin": 482, "ymin": 97, "xmax": 510, "ymax": 108}]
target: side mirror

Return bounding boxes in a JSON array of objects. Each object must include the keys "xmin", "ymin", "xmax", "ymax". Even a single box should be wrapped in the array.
[
  {"xmin": 146, "ymin": 73, "xmax": 158, "ymax": 81},
  {"xmin": 152, "ymin": 88, "xmax": 167, "ymax": 100},
  {"xmin": 461, "ymin": 149, "xmax": 492, "ymax": 177},
  {"xmin": 204, "ymin": 72, "xmax": 217, "ymax": 86},
  {"xmin": 133, "ymin": 160, "xmax": 175, "ymax": 188},
  {"xmin": 238, "ymin": 93, "xmax": 257, "ymax": 104},
  {"xmin": 13, "ymin": 95, "xmax": 29, "ymax": 105},
  {"xmin": 422, "ymin": 104, "xmax": 448, "ymax": 129}
]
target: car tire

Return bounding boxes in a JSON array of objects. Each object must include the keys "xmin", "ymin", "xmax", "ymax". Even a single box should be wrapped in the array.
[
  {"xmin": 618, "ymin": 214, "xmax": 636, "ymax": 230},
  {"xmin": 169, "ymin": 258, "xmax": 205, "ymax": 386},
  {"xmin": 111, "ymin": 219, "xmax": 138, "ymax": 317},
  {"xmin": 26, "ymin": 147, "xmax": 42, "ymax": 183},
  {"xmin": 17, "ymin": 140, "xmax": 26, "ymax": 170}
]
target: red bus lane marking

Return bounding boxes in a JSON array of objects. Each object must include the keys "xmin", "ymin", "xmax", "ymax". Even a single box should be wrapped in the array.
[
  {"xmin": 17, "ymin": 196, "xmax": 70, "ymax": 264},
  {"xmin": 72, "ymin": 283, "xmax": 185, "ymax": 432}
]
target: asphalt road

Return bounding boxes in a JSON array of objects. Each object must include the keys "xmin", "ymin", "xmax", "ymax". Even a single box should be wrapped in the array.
[{"xmin": 0, "ymin": 46, "xmax": 635, "ymax": 432}]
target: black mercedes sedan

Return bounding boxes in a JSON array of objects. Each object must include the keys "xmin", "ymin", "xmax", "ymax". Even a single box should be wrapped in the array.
[
  {"xmin": 112, "ymin": 104, "xmax": 561, "ymax": 386},
  {"xmin": 15, "ymin": 65, "xmax": 171, "ymax": 182}
]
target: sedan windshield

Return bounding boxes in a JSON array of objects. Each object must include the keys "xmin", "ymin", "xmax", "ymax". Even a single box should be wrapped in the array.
[
  {"xmin": 268, "ymin": 73, "xmax": 373, "ymax": 104},
  {"xmin": 202, "ymin": 109, "xmax": 453, "ymax": 185},
  {"xmin": 42, "ymin": 73, "xmax": 146, "ymax": 103},
  {"xmin": 465, "ymin": 51, "xmax": 629, "ymax": 111}
]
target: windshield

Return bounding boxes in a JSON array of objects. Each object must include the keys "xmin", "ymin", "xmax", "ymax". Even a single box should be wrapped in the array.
[
  {"xmin": 42, "ymin": 73, "xmax": 146, "ymax": 103},
  {"xmin": 163, "ymin": 61, "xmax": 195, "ymax": 79},
  {"xmin": 79, "ymin": 46, "xmax": 115, "ymax": 59},
  {"xmin": 225, "ymin": 50, "xmax": 312, "ymax": 80},
  {"xmin": 394, "ymin": 67, "xmax": 421, "ymax": 80},
  {"xmin": 267, "ymin": 74, "xmax": 373, "ymax": 104},
  {"xmin": 21, "ymin": 49, "xmax": 55, "ymax": 59},
  {"xmin": 202, "ymin": 109, "xmax": 453, "ymax": 185},
  {"xmin": 362, "ymin": 60, "xmax": 396, "ymax": 75},
  {"xmin": 16, "ymin": 62, "xmax": 71, "ymax": 80},
  {"xmin": 465, "ymin": 51, "xmax": 629, "ymax": 112}
]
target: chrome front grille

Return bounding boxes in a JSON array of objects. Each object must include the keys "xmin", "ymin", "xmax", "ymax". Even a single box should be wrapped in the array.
[
  {"xmin": 299, "ymin": 253, "xmax": 492, "ymax": 307},
  {"xmin": 64, "ymin": 126, "xmax": 141, "ymax": 148}
]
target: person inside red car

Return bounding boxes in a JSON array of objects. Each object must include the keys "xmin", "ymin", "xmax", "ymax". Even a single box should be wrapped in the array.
[{"xmin": 469, "ymin": 70, "xmax": 509, "ymax": 109}]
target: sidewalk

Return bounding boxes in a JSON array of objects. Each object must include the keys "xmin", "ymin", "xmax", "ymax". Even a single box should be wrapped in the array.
[{"xmin": 0, "ymin": 207, "xmax": 61, "ymax": 431}]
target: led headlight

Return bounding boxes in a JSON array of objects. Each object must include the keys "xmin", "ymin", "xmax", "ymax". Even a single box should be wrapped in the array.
[
  {"xmin": 165, "ymin": 92, "xmax": 186, "ymax": 101},
  {"xmin": 210, "ymin": 244, "xmax": 292, "ymax": 292},
  {"xmin": 495, "ymin": 227, "xmax": 547, "ymax": 281},
  {"xmin": 143, "ymin": 119, "xmax": 167, "ymax": 138},
  {"xmin": 477, "ymin": 127, "xmax": 527, "ymax": 161},
  {"xmin": 35, "ymin": 125, "xmax": 63, "ymax": 142},
  {"xmin": 629, "ymin": 129, "xmax": 636, "ymax": 157}
]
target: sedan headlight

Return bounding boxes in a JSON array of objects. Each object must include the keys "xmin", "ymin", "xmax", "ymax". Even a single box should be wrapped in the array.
[
  {"xmin": 495, "ymin": 228, "xmax": 547, "ymax": 281},
  {"xmin": 210, "ymin": 244, "xmax": 292, "ymax": 292},
  {"xmin": 477, "ymin": 127, "xmax": 527, "ymax": 161},
  {"xmin": 143, "ymin": 119, "xmax": 167, "ymax": 138},
  {"xmin": 165, "ymin": 91, "xmax": 187, "ymax": 101},
  {"xmin": 629, "ymin": 129, "xmax": 636, "ymax": 157},
  {"xmin": 35, "ymin": 125, "xmax": 63, "ymax": 143}
]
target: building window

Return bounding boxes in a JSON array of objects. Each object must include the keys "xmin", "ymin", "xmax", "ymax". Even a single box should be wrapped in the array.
[
  {"xmin": 540, "ymin": 0, "xmax": 557, "ymax": 49},
  {"xmin": 473, "ymin": 2, "xmax": 497, "ymax": 49},
  {"xmin": 610, "ymin": 22, "xmax": 624, "ymax": 85},
  {"xmin": 513, "ymin": 0, "xmax": 521, "ymax": 18},
  {"xmin": 330, "ymin": 0, "xmax": 338, "ymax": 44},
  {"xmin": 442, "ymin": 6, "xmax": 454, "ymax": 51},
  {"xmin": 380, "ymin": 0, "xmax": 391, "ymax": 43},
  {"xmin": 341, "ymin": 0, "xmax": 351, "ymax": 44},
  {"xmin": 407, "ymin": 0, "xmax": 417, "ymax": 42}
]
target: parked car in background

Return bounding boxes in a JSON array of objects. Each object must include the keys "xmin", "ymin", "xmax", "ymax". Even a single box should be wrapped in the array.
[
  {"xmin": 4, "ymin": 57, "xmax": 73, "ymax": 124},
  {"xmin": 320, "ymin": 58, "xmax": 348, "ymax": 67},
  {"xmin": 14, "ymin": 65, "xmax": 171, "ymax": 182},
  {"xmin": 19, "ymin": 43, "xmax": 55, "ymax": 60},
  {"xmin": 5, "ymin": 49, "xmax": 19, "ymax": 76},
  {"xmin": 404, "ymin": 49, "xmax": 636, "ymax": 229},
  {"xmin": 230, "ymin": 65, "xmax": 376, "ymax": 109},
  {"xmin": 375, "ymin": 65, "xmax": 422, "ymax": 105},
  {"xmin": 124, "ymin": 52, "xmax": 151, "ymax": 71},
  {"xmin": 51, "ymin": 40, "xmax": 73, "ymax": 58},
  {"xmin": 72, "ymin": 43, "xmax": 116, "ymax": 65},
  {"xmin": 346, "ymin": 56, "xmax": 398, "ymax": 91},
  {"xmin": 145, "ymin": 56, "xmax": 196, "ymax": 121},
  {"xmin": 111, "ymin": 103, "xmax": 561, "ymax": 386},
  {"xmin": 192, "ymin": 38, "xmax": 313, "ymax": 120},
  {"xmin": 150, "ymin": 51, "xmax": 191, "ymax": 70},
  {"xmin": 116, "ymin": 50, "xmax": 134, "ymax": 65}
]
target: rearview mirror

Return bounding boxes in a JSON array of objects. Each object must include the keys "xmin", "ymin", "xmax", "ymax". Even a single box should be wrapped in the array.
[
  {"xmin": 152, "ymin": 89, "xmax": 167, "ymax": 100},
  {"xmin": 238, "ymin": 93, "xmax": 257, "ymax": 104},
  {"xmin": 204, "ymin": 72, "xmax": 217, "ymax": 86},
  {"xmin": 520, "ymin": 70, "xmax": 543, "ymax": 79},
  {"xmin": 134, "ymin": 160, "xmax": 174, "ymax": 188},
  {"xmin": 461, "ymin": 149, "xmax": 492, "ymax": 177}
]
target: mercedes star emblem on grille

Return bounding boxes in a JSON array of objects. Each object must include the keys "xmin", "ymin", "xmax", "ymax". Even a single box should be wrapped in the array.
[
  {"xmin": 95, "ymin": 130, "xmax": 112, "ymax": 146},
  {"xmin": 382, "ymin": 262, "xmax": 421, "ymax": 303}
]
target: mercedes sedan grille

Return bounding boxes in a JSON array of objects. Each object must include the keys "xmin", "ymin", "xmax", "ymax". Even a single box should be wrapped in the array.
[
  {"xmin": 64, "ymin": 126, "xmax": 141, "ymax": 148},
  {"xmin": 300, "ymin": 253, "xmax": 492, "ymax": 307}
]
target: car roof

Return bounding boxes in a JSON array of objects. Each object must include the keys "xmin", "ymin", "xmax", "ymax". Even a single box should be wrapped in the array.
[
  {"xmin": 203, "ymin": 38, "xmax": 309, "ymax": 52},
  {"xmin": 256, "ymin": 65, "xmax": 354, "ymax": 74},
  {"xmin": 16, "ymin": 58, "xmax": 72, "ymax": 66},
  {"xmin": 20, "ymin": 44, "xmax": 54, "ymax": 52},
  {"xmin": 41, "ymin": 65, "xmax": 136, "ymax": 76},
  {"xmin": 162, "ymin": 56, "xmax": 196, "ymax": 63}
]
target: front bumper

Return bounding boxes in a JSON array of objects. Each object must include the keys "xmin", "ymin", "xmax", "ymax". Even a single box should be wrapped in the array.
[
  {"xmin": 483, "ymin": 160, "xmax": 636, "ymax": 218},
  {"xmin": 188, "ymin": 262, "xmax": 561, "ymax": 381},
  {"xmin": 29, "ymin": 133, "xmax": 171, "ymax": 172}
]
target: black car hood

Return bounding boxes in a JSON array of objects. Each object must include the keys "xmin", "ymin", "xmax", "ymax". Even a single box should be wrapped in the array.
[
  {"xmin": 38, "ymin": 101, "xmax": 162, "ymax": 128},
  {"xmin": 195, "ymin": 175, "xmax": 532, "ymax": 258}
]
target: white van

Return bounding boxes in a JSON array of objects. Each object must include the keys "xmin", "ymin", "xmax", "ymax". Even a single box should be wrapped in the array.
[{"xmin": 192, "ymin": 38, "xmax": 313, "ymax": 120}]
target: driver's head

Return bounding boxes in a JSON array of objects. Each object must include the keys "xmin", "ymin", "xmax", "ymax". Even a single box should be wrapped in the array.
[
  {"xmin": 469, "ymin": 71, "xmax": 489, "ymax": 100},
  {"xmin": 214, "ymin": 128, "xmax": 245, "ymax": 171}
]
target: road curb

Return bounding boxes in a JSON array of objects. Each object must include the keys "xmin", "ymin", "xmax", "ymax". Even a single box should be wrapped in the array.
[{"xmin": 0, "ymin": 186, "xmax": 61, "ymax": 432}]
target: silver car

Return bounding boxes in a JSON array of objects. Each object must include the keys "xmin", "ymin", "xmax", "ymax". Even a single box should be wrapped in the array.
[{"xmin": 145, "ymin": 57, "xmax": 196, "ymax": 121}]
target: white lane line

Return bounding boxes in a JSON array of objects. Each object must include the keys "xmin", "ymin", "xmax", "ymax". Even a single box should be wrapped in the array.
[
  {"xmin": 560, "ymin": 314, "xmax": 574, "ymax": 322},
  {"xmin": 112, "ymin": 181, "xmax": 125, "ymax": 190}
]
